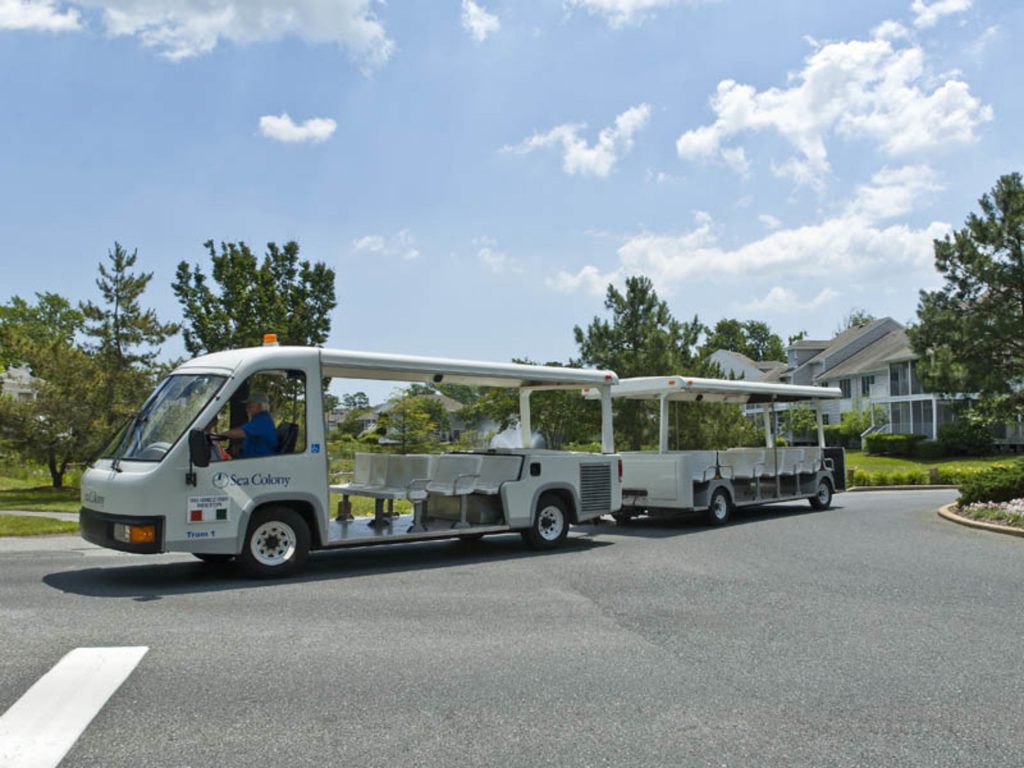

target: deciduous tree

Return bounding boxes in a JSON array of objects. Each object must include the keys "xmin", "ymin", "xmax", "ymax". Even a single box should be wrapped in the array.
[
  {"xmin": 0, "ymin": 293, "xmax": 82, "ymax": 369},
  {"xmin": 0, "ymin": 340, "xmax": 109, "ymax": 487},
  {"xmin": 173, "ymin": 240, "xmax": 336, "ymax": 354},
  {"xmin": 702, "ymin": 318, "xmax": 785, "ymax": 363}
]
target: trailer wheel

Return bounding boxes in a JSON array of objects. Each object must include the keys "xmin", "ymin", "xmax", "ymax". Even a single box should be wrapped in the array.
[
  {"xmin": 192, "ymin": 553, "xmax": 234, "ymax": 564},
  {"xmin": 705, "ymin": 488, "xmax": 733, "ymax": 526},
  {"xmin": 238, "ymin": 507, "xmax": 310, "ymax": 579},
  {"xmin": 522, "ymin": 494, "xmax": 569, "ymax": 549},
  {"xmin": 809, "ymin": 479, "xmax": 833, "ymax": 510}
]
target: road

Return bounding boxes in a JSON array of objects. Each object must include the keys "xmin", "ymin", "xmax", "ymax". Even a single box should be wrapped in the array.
[{"xmin": 2, "ymin": 489, "xmax": 1023, "ymax": 767}]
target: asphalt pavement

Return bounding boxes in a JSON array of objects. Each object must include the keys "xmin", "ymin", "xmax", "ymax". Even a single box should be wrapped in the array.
[{"xmin": 3, "ymin": 488, "xmax": 1023, "ymax": 767}]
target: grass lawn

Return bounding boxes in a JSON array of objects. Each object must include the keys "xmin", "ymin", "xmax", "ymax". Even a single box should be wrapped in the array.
[
  {"xmin": 0, "ymin": 514, "xmax": 79, "ymax": 536},
  {"xmin": 328, "ymin": 493, "xmax": 412, "ymax": 518},
  {"xmin": 0, "ymin": 476, "xmax": 81, "ymax": 513},
  {"xmin": 844, "ymin": 450, "xmax": 1013, "ymax": 473},
  {"xmin": 842, "ymin": 450, "xmax": 1022, "ymax": 487}
]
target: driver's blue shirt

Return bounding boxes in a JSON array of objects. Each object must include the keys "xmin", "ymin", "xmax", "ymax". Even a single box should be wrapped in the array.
[{"xmin": 241, "ymin": 411, "xmax": 278, "ymax": 457}]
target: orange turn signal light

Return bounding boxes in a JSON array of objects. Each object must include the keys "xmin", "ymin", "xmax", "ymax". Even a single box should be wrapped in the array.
[{"xmin": 128, "ymin": 525, "xmax": 156, "ymax": 544}]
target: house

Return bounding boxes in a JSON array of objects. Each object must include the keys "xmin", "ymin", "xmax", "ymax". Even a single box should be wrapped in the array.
[
  {"xmin": 348, "ymin": 392, "xmax": 470, "ymax": 444},
  {"xmin": 714, "ymin": 318, "xmax": 1017, "ymax": 445},
  {"xmin": 709, "ymin": 349, "xmax": 787, "ymax": 382},
  {"xmin": 0, "ymin": 365, "xmax": 38, "ymax": 402}
]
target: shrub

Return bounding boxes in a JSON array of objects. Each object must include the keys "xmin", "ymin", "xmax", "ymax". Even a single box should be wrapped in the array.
[
  {"xmin": 912, "ymin": 440, "xmax": 945, "ymax": 459},
  {"xmin": 823, "ymin": 424, "xmax": 844, "ymax": 447},
  {"xmin": 863, "ymin": 433, "xmax": 927, "ymax": 456},
  {"xmin": 851, "ymin": 468, "xmax": 872, "ymax": 487},
  {"xmin": 958, "ymin": 460, "xmax": 1024, "ymax": 505},
  {"xmin": 938, "ymin": 420, "xmax": 995, "ymax": 456}
]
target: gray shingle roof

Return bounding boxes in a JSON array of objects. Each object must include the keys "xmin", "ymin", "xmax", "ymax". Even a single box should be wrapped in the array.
[{"xmin": 815, "ymin": 328, "xmax": 916, "ymax": 382}]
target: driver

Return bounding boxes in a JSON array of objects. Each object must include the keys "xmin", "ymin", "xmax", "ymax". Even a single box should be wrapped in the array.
[{"xmin": 217, "ymin": 393, "xmax": 278, "ymax": 458}]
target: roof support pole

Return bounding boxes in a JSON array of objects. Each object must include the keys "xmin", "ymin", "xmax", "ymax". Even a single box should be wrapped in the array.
[
  {"xmin": 600, "ymin": 385, "xmax": 615, "ymax": 454},
  {"xmin": 815, "ymin": 400, "xmax": 825, "ymax": 448},
  {"xmin": 762, "ymin": 405, "xmax": 772, "ymax": 448},
  {"xmin": 519, "ymin": 390, "xmax": 532, "ymax": 449},
  {"xmin": 659, "ymin": 394, "xmax": 669, "ymax": 455}
]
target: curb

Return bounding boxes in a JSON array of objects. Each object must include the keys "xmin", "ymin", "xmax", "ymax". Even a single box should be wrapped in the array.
[
  {"xmin": 848, "ymin": 485, "xmax": 957, "ymax": 492},
  {"xmin": 937, "ymin": 503, "xmax": 1024, "ymax": 538}
]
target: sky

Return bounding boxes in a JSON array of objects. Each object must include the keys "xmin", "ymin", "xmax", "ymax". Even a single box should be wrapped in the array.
[{"xmin": 1, "ymin": 0, "xmax": 1021, "ymax": 402}]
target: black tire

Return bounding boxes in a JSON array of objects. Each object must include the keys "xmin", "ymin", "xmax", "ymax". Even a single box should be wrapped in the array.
[
  {"xmin": 809, "ymin": 478, "xmax": 833, "ymax": 510},
  {"xmin": 705, "ymin": 488, "xmax": 733, "ymax": 526},
  {"xmin": 522, "ymin": 493, "xmax": 570, "ymax": 549},
  {"xmin": 237, "ymin": 506, "xmax": 310, "ymax": 579},
  {"xmin": 613, "ymin": 512, "xmax": 634, "ymax": 526},
  {"xmin": 192, "ymin": 553, "xmax": 234, "ymax": 564}
]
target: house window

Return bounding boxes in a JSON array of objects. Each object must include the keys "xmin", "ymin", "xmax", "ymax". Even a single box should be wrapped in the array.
[
  {"xmin": 890, "ymin": 402, "xmax": 911, "ymax": 434},
  {"xmin": 890, "ymin": 363, "xmax": 910, "ymax": 397},
  {"xmin": 861, "ymin": 375, "xmax": 874, "ymax": 397},
  {"xmin": 839, "ymin": 379, "xmax": 851, "ymax": 398},
  {"xmin": 912, "ymin": 400, "xmax": 934, "ymax": 438}
]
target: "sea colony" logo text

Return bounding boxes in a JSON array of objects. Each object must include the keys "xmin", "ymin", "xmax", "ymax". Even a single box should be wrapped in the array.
[{"xmin": 212, "ymin": 472, "xmax": 291, "ymax": 490}]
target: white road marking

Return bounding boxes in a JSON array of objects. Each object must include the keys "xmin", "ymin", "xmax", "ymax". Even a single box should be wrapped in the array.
[{"xmin": 0, "ymin": 646, "xmax": 149, "ymax": 768}]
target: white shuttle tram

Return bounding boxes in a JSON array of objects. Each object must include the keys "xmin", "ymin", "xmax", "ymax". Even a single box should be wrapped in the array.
[
  {"xmin": 585, "ymin": 376, "xmax": 845, "ymax": 526},
  {"xmin": 80, "ymin": 341, "xmax": 622, "ymax": 578}
]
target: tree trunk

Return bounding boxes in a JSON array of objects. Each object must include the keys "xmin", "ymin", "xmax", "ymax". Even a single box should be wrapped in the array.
[{"xmin": 48, "ymin": 454, "xmax": 64, "ymax": 489}]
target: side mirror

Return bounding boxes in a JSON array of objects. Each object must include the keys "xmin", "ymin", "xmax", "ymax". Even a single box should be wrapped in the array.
[{"xmin": 188, "ymin": 429, "xmax": 211, "ymax": 468}]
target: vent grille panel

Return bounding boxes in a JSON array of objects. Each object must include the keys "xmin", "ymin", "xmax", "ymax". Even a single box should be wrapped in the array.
[{"xmin": 580, "ymin": 463, "xmax": 612, "ymax": 513}]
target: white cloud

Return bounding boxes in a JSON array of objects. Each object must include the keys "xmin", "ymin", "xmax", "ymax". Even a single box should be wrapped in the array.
[
  {"xmin": 675, "ymin": 28, "xmax": 992, "ymax": 187},
  {"xmin": 911, "ymin": 0, "xmax": 971, "ymax": 29},
  {"xmin": 69, "ymin": 0, "xmax": 394, "ymax": 69},
  {"xmin": 720, "ymin": 145, "xmax": 749, "ymax": 176},
  {"xmin": 846, "ymin": 164, "xmax": 942, "ymax": 220},
  {"xmin": 547, "ymin": 193, "xmax": 950, "ymax": 297},
  {"xmin": 461, "ymin": 0, "xmax": 499, "ymax": 42},
  {"xmin": 871, "ymin": 20, "xmax": 909, "ymax": 41},
  {"xmin": 966, "ymin": 24, "xmax": 999, "ymax": 61},
  {"xmin": 504, "ymin": 103, "xmax": 651, "ymax": 178},
  {"xmin": 0, "ymin": 0, "xmax": 80, "ymax": 31},
  {"xmin": 758, "ymin": 214, "xmax": 782, "ymax": 230},
  {"xmin": 646, "ymin": 169, "xmax": 682, "ymax": 185},
  {"xmin": 478, "ymin": 247, "xmax": 521, "ymax": 275},
  {"xmin": 258, "ymin": 113, "xmax": 336, "ymax": 144},
  {"xmin": 353, "ymin": 229, "xmax": 420, "ymax": 260},
  {"xmin": 566, "ymin": 0, "xmax": 711, "ymax": 28},
  {"xmin": 742, "ymin": 286, "xmax": 840, "ymax": 314},
  {"xmin": 546, "ymin": 264, "xmax": 614, "ymax": 296}
]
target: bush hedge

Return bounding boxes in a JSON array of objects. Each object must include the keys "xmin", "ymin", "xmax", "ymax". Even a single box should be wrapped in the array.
[
  {"xmin": 850, "ymin": 468, "xmax": 931, "ymax": 487},
  {"xmin": 823, "ymin": 424, "xmax": 860, "ymax": 449},
  {"xmin": 863, "ymin": 433, "xmax": 927, "ymax": 456},
  {"xmin": 938, "ymin": 420, "xmax": 995, "ymax": 457},
  {"xmin": 958, "ymin": 460, "xmax": 1024, "ymax": 506}
]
